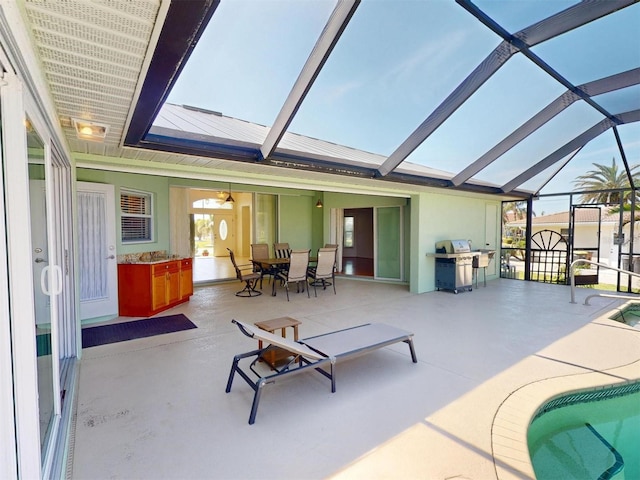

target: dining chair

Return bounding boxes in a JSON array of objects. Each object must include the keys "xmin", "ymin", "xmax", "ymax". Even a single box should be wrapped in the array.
[
  {"xmin": 274, "ymin": 242, "xmax": 291, "ymax": 276},
  {"xmin": 273, "ymin": 242, "xmax": 291, "ymax": 259},
  {"xmin": 275, "ymin": 249, "xmax": 310, "ymax": 301},
  {"xmin": 251, "ymin": 243, "xmax": 273, "ymax": 287},
  {"xmin": 324, "ymin": 244, "xmax": 339, "ymax": 275},
  {"xmin": 227, "ymin": 248, "xmax": 262, "ymax": 297},
  {"xmin": 307, "ymin": 247, "xmax": 337, "ymax": 296}
]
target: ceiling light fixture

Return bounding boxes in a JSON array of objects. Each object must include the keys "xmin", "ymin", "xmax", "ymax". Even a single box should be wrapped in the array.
[
  {"xmin": 72, "ymin": 118, "xmax": 109, "ymax": 142},
  {"xmin": 316, "ymin": 199, "xmax": 323, "ymax": 208},
  {"xmin": 225, "ymin": 183, "xmax": 235, "ymax": 203}
]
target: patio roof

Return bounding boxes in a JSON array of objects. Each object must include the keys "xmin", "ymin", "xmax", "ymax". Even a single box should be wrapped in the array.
[{"xmin": 19, "ymin": 0, "xmax": 640, "ymax": 198}]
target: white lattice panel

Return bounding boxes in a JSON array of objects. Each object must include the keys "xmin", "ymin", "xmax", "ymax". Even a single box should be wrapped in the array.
[{"xmin": 23, "ymin": 0, "xmax": 161, "ymax": 150}]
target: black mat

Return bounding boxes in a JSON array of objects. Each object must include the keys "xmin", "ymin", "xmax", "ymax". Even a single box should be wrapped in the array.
[{"xmin": 82, "ymin": 314, "xmax": 197, "ymax": 348}]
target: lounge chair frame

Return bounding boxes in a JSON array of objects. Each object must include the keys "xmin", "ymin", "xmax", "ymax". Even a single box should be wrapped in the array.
[{"xmin": 226, "ymin": 320, "xmax": 417, "ymax": 424}]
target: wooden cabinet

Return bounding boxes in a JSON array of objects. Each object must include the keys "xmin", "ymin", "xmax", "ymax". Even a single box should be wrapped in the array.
[
  {"xmin": 180, "ymin": 258, "xmax": 193, "ymax": 300},
  {"xmin": 152, "ymin": 261, "xmax": 180, "ymax": 311},
  {"xmin": 118, "ymin": 259, "xmax": 193, "ymax": 317}
]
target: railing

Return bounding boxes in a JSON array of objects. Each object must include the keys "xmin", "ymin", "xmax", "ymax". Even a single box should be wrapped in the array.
[{"xmin": 570, "ymin": 259, "xmax": 640, "ymax": 305}]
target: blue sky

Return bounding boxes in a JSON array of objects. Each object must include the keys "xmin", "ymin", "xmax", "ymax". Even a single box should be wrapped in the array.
[{"xmin": 167, "ymin": 0, "xmax": 640, "ymax": 213}]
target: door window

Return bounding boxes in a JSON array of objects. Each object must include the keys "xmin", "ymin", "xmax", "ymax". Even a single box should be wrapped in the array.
[{"xmin": 219, "ymin": 218, "xmax": 228, "ymax": 240}]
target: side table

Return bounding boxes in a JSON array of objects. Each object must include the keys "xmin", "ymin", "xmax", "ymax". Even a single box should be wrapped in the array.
[{"xmin": 254, "ymin": 317, "xmax": 302, "ymax": 368}]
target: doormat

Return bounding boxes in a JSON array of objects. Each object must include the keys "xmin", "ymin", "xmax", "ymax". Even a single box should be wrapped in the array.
[{"xmin": 82, "ymin": 314, "xmax": 197, "ymax": 348}]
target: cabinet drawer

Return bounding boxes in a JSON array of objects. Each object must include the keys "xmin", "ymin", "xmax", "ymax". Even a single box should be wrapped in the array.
[{"xmin": 152, "ymin": 261, "xmax": 180, "ymax": 275}]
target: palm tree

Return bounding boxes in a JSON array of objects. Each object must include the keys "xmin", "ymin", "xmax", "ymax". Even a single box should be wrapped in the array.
[
  {"xmin": 502, "ymin": 201, "xmax": 531, "ymax": 261},
  {"xmin": 573, "ymin": 158, "xmax": 640, "ymax": 205},
  {"xmin": 502, "ymin": 201, "xmax": 528, "ymax": 224},
  {"xmin": 194, "ymin": 216, "xmax": 213, "ymax": 241}
]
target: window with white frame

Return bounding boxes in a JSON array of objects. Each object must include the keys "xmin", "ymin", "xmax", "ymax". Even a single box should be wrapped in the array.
[
  {"xmin": 120, "ymin": 189, "xmax": 153, "ymax": 243},
  {"xmin": 344, "ymin": 216, "xmax": 354, "ymax": 248}
]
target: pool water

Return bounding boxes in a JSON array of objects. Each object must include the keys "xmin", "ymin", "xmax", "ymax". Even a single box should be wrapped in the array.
[
  {"xmin": 610, "ymin": 303, "xmax": 640, "ymax": 329},
  {"xmin": 528, "ymin": 385, "xmax": 640, "ymax": 479}
]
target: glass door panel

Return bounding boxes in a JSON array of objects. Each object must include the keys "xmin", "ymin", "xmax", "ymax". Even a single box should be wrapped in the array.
[
  {"xmin": 255, "ymin": 193, "xmax": 277, "ymax": 249},
  {"xmin": 375, "ymin": 206, "xmax": 402, "ymax": 280},
  {"xmin": 26, "ymin": 120, "xmax": 55, "ymax": 452}
]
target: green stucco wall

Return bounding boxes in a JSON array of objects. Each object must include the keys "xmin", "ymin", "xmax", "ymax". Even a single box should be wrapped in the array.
[
  {"xmin": 76, "ymin": 168, "xmax": 501, "ymax": 294},
  {"xmin": 279, "ymin": 194, "xmax": 313, "ymax": 249},
  {"xmin": 412, "ymin": 191, "xmax": 502, "ymax": 293},
  {"xmin": 76, "ymin": 169, "xmax": 171, "ymax": 255}
]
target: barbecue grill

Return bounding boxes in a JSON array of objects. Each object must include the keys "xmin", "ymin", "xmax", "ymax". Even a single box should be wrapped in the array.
[
  {"xmin": 428, "ymin": 241, "xmax": 496, "ymax": 293},
  {"xmin": 432, "ymin": 239, "xmax": 475, "ymax": 293}
]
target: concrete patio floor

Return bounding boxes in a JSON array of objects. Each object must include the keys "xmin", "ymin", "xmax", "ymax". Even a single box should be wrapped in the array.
[{"xmin": 70, "ymin": 278, "xmax": 640, "ymax": 479}]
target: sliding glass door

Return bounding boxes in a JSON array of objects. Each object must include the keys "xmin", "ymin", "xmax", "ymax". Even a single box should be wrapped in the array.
[
  {"xmin": 375, "ymin": 206, "xmax": 403, "ymax": 280},
  {"xmin": 255, "ymin": 193, "xmax": 277, "ymax": 249},
  {"xmin": 27, "ymin": 124, "xmax": 58, "ymax": 455},
  {"xmin": 2, "ymin": 44, "xmax": 75, "ymax": 480}
]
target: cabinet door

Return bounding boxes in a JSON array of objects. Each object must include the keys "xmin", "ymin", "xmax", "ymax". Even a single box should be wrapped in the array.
[
  {"xmin": 180, "ymin": 259, "xmax": 193, "ymax": 299},
  {"xmin": 167, "ymin": 262, "xmax": 181, "ymax": 304},
  {"xmin": 152, "ymin": 270, "xmax": 167, "ymax": 310}
]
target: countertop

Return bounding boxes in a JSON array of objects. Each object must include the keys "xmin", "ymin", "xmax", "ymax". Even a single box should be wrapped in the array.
[
  {"xmin": 426, "ymin": 252, "xmax": 480, "ymax": 259},
  {"xmin": 426, "ymin": 249, "xmax": 495, "ymax": 259},
  {"xmin": 119, "ymin": 257, "xmax": 191, "ymax": 265}
]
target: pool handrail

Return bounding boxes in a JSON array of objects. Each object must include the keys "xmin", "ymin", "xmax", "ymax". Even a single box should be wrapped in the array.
[{"xmin": 569, "ymin": 259, "xmax": 640, "ymax": 305}]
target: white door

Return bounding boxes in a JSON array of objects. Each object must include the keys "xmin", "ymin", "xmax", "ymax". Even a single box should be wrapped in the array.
[{"xmin": 77, "ymin": 182, "xmax": 118, "ymax": 320}]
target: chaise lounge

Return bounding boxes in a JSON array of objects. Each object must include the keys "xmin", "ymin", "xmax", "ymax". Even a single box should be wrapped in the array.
[{"xmin": 226, "ymin": 319, "xmax": 417, "ymax": 424}]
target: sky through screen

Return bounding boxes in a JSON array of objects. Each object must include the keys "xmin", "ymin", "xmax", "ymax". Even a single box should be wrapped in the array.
[{"xmin": 166, "ymin": 0, "xmax": 640, "ymax": 213}]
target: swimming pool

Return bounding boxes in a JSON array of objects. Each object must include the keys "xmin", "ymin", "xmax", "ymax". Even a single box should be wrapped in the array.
[
  {"xmin": 527, "ymin": 382, "xmax": 640, "ymax": 479},
  {"xmin": 610, "ymin": 302, "xmax": 640, "ymax": 329}
]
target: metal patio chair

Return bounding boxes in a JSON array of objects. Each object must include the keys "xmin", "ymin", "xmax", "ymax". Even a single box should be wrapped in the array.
[
  {"xmin": 275, "ymin": 249, "xmax": 309, "ymax": 301},
  {"xmin": 274, "ymin": 242, "xmax": 291, "ymax": 259},
  {"xmin": 250, "ymin": 243, "xmax": 274, "ymax": 288},
  {"xmin": 227, "ymin": 248, "xmax": 262, "ymax": 297},
  {"xmin": 307, "ymin": 247, "xmax": 337, "ymax": 296}
]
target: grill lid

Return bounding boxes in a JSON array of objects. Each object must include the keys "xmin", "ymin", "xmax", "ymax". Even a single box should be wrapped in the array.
[{"xmin": 435, "ymin": 239, "xmax": 471, "ymax": 254}]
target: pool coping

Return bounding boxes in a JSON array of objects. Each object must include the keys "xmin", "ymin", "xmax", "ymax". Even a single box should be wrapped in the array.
[{"xmin": 492, "ymin": 301, "xmax": 640, "ymax": 479}]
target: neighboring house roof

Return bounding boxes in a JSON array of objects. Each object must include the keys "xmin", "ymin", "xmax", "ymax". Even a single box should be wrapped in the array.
[{"xmin": 508, "ymin": 208, "xmax": 639, "ymax": 227}]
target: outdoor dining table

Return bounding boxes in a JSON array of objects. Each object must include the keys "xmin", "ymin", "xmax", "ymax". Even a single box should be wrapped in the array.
[
  {"xmin": 252, "ymin": 258, "xmax": 289, "ymax": 296},
  {"xmin": 252, "ymin": 257, "xmax": 317, "ymax": 296}
]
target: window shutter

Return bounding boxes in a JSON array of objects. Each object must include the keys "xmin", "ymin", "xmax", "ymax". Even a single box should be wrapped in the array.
[{"xmin": 121, "ymin": 190, "xmax": 153, "ymax": 242}]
